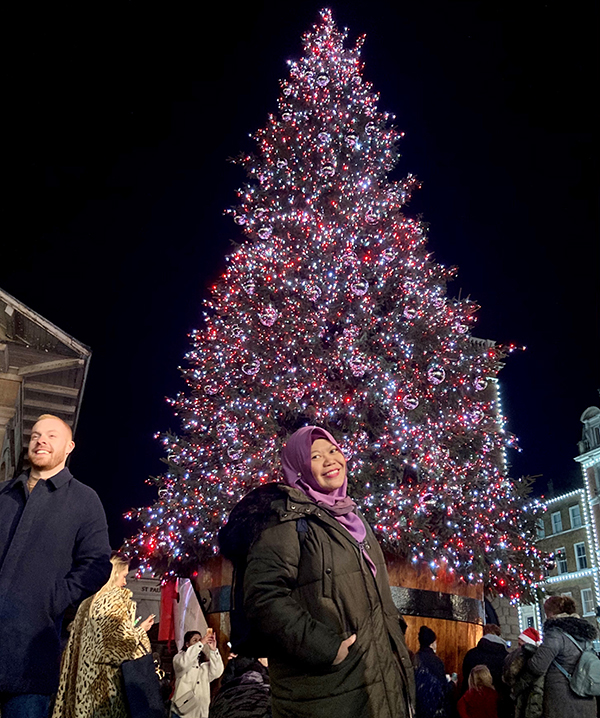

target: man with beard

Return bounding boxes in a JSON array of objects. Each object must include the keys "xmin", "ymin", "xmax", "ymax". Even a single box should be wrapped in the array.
[{"xmin": 0, "ymin": 414, "xmax": 111, "ymax": 718}]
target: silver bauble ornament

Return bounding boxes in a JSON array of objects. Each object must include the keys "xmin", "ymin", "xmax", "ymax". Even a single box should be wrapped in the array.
[{"xmin": 242, "ymin": 360, "xmax": 260, "ymax": 376}]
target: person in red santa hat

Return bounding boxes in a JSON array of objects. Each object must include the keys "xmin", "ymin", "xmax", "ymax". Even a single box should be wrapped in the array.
[{"xmin": 502, "ymin": 626, "xmax": 544, "ymax": 718}]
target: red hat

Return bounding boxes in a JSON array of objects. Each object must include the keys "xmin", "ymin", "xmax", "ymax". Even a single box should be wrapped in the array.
[{"xmin": 519, "ymin": 627, "xmax": 541, "ymax": 646}]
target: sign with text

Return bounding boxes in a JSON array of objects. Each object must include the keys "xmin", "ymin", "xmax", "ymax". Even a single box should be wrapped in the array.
[{"xmin": 126, "ymin": 570, "xmax": 162, "ymax": 623}]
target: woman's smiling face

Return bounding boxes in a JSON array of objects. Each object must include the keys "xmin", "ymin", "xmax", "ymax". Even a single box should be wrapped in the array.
[{"xmin": 310, "ymin": 438, "xmax": 346, "ymax": 492}]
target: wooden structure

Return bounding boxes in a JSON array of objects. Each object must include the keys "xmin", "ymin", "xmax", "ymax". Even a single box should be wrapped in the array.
[
  {"xmin": 191, "ymin": 554, "xmax": 483, "ymax": 681},
  {"xmin": 386, "ymin": 557, "xmax": 484, "ymax": 682},
  {"xmin": 0, "ymin": 288, "xmax": 91, "ymax": 481}
]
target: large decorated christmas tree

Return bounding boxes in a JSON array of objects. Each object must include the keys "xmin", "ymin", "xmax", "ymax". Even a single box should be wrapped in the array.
[{"xmin": 126, "ymin": 9, "xmax": 544, "ymax": 601}]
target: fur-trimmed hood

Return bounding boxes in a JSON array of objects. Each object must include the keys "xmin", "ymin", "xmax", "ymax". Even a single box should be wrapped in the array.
[
  {"xmin": 219, "ymin": 482, "xmax": 352, "ymax": 562},
  {"xmin": 218, "ymin": 483, "xmax": 284, "ymax": 562},
  {"xmin": 543, "ymin": 616, "xmax": 597, "ymax": 641}
]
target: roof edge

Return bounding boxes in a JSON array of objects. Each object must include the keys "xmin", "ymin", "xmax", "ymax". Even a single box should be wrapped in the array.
[{"xmin": 0, "ymin": 287, "xmax": 91, "ymax": 357}]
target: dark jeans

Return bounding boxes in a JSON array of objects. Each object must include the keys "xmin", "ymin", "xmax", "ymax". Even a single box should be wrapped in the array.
[{"xmin": 0, "ymin": 693, "xmax": 52, "ymax": 718}]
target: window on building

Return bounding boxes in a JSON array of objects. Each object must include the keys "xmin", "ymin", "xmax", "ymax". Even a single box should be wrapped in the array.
[
  {"xmin": 569, "ymin": 505, "xmax": 583, "ymax": 529},
  {"xmin": 594, "ymin": 427, "xmax": 600, "ymax": 448},
  {"xmin": 594, "ymin": 466, "xmax": 600, "ymax": 493},
  {"xmin": 555, "ymin": 548, "xmax": 568, "ymax": 574},
  {"xmin": 581, "ymin": 588, "xmax": 595, "ymax": 615},
  {"xmin": 552, "ymin": 511, "xmax": 563, "ymax": 534},
  {"xmin": 520, "ymin": 605, "xmax": 538, "ymax": 631},
  {"xmin": 536, "ymin": 519, "xmax": 545, "ymax": 539},
  {"xmin": 575, "ymin": 542, "xmax": 588, "ymax": 570}
]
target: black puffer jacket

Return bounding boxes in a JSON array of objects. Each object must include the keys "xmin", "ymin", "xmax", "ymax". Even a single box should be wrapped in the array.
[
  {"xmin": 210, "ymin": 658, "xmax": 271, "ymax": 718},
  {"xmin": 219, "ymin": 483, "xmax": 415, "ymax": 718},
  {"xmin": 527, "ymin": 615, "xmax": 597, "ymax": 718}
]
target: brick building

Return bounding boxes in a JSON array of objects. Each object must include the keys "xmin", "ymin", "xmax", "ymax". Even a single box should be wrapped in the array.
[
  {"xmin": 518, "ymin": 487, "xmax": 598, "ymax": 632},
  {"xmin": 576, "ymin": 405, "xmax": 600, "ymax": 568},
  {"xmin": 517, "ymin": 404, "xmax": 600, "ymax": 634}
]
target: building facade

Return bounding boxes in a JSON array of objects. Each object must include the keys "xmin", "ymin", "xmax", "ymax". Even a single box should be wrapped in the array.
[
  {"xmin": 0, "ymin": 288, "xmax": 91, "ymax": 482},
  {"xmin": 519, "ymin": 487, "xmax": 599, "ymax": 631},
  {"xmin": 576, "ymin": 406, "xmax": 600, "ymax": 569},
  {"xmin": 518, "ymin": 404, "xmax": 600, "ymax": 634}
]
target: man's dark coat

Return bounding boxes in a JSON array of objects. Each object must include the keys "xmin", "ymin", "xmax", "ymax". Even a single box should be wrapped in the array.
[
  {"xmin": 461, "ymin": 635, "xmax": 512, "ymax": 717},
  {"xmin": 461, "ymin": 635, "xmax": 509, "ymax": 693},
  {"xmin": 0, "ymin": 467, "xmax": 112, "ymax": 695}
]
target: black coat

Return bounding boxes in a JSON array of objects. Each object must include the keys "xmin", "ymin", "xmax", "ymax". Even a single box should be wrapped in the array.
[
  {"xmin": 462, "ymin": 636, "xmax": 508, "ymax": 690},
  {"xmin": 413, "ymin": 646, "xmax": 452, "ymax": 718},
  {"xmin": 462, "ymin": 636, "xmax": 511, "ymax": 717},
  {"xmin": 220, "ymin": 483, "xmax": 415, "ymax": 718},
  {"xmin": 0, "ymin": 468, "xmax": 112, "ymax": 695},
  {"xmin": 210, "ymin": 659, "xmax": 271, "ymax": 718}
]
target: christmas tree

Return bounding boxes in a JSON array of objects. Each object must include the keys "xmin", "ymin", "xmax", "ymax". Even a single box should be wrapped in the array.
[{"xmin": 125, "ymin": 9, "xmax": 544, "ymax": 601}]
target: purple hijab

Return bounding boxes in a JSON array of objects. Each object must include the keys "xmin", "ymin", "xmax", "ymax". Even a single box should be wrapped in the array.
[{"xmin": 281, "ymin": 426, "xmax": 367, "ymax": 546}]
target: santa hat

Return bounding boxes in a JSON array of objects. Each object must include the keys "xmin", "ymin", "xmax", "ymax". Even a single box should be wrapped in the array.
[{"xmin": 519, "ymin": 627, "xmax": 541, "ymax": 646}]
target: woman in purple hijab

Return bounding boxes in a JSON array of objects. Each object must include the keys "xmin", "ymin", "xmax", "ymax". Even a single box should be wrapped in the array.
[{"xmin": 219, "ymin": 426, "xmax": 415, "ymax": 718}]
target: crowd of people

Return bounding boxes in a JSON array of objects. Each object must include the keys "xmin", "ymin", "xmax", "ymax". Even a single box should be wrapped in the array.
[
  {"xmin": 410, "ymin": 594, "xmax": 600, "ymax": 718},
  {"xmin": 1, "ymin": 417, "xmax": 599, "ymax": 718}
]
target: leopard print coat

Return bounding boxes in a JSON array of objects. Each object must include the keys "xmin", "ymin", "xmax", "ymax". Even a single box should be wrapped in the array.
[{"xmin": 52, "ymin": 587, "xmax": 151, "ymax": 718}]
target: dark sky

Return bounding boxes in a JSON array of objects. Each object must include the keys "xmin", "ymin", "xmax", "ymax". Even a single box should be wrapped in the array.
[{"xmin": 3, "ymin": 1, "xmax": 598, "ymax": 547}]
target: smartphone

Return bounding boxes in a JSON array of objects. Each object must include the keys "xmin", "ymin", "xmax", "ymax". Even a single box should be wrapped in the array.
[{"xmin": 206, "ymin": 628, "xmax": 214, "ymax": 636}]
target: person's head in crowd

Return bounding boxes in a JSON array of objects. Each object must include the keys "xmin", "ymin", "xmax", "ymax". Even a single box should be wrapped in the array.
[
  {"xmin": 483, "ymin": 624, "xmax": 502, "ymax": 637},
  {"xmin": 418, "ymin": 625, "xmax": 437, "ymax": 652},
  {"xmin": 468, "ymin": 664, "xmax": 494, "ymax": 692},
  {"xmin": 183, "ymin": 631, "xmax": 202, "ymax": 650},
  {"xmin": 90, "ymin": 552, "xmax": 130, "ymax": 612},
  {"xmin": 518, "ymin": 627, "xmax": 541, "ymax": 647},
  {"xmin": 106, "ymin": 552, "xmax": 130, "ymax": 589},
  {"xmin": 544, "ymin": 594, "xmax": 577, "ymax": 619},
  {"xmin": 182, "ymin": 630, "xmax": 211, "ymax": 662}
]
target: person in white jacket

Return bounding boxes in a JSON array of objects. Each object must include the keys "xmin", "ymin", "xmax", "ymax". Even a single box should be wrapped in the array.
[{"xmin": 171, "ymin": 629, "xmax": 224, "ymax": 718}]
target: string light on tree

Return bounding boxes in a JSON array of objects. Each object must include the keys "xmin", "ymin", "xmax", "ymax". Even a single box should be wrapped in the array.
[{"xmin": 124, "ymin": 8, "xmax": 545, "ymax": 601}]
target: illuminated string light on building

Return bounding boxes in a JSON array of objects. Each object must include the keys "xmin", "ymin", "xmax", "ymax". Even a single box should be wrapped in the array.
[
  {"xmin": 576, "ymin": 407, "xmax": 600, "ymax": 608},
  {"xmin": 523, "ymin": 480, "xmax": 600, "ymax": 632},
  {"xmin": 518, "ymin": 602, "xmax": 543, "ymax": 635},
  {"xmin": 123, "ymin": 8, "xmax": 544, "ymax": 598},
  {"xmin": 543, "ymin": 567, "xmax": 597, "ymax": 584}
]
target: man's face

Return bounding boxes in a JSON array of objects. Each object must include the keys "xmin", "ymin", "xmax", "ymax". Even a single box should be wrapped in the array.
[{"xmin": 28, "ymin": 417, "xmax": 75, "ymax": 474}]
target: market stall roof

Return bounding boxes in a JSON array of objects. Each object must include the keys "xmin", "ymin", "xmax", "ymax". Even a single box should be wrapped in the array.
[{"xmin": 0, "ymin": 287, "xmax": 91, "ymax": 447}]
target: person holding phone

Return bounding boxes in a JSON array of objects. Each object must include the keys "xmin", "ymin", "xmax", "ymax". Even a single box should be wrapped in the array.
[
  {"xmin": 170, "ymin": 629, "xmax": 224, "ymax": 718},
  {"xmin": 52, "ymin": 552, "xmax": 154, "ymax": 718}
]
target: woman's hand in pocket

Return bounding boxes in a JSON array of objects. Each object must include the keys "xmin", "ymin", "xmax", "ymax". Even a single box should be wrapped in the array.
[{"xmin": 332, "ymin": 634, "xmax": 356, "ymax": 665}]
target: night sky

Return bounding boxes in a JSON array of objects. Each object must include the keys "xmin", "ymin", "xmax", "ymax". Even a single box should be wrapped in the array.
[{"xmin": 3, "ymin": 1, "xmax": 598, "ymax": 548}]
